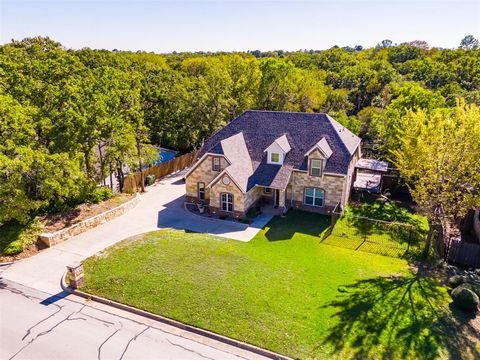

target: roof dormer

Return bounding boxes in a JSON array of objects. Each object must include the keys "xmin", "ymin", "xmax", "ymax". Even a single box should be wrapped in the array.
[
  {"xmin": 265, "ymin": 134, "xmax": 291, "ymax": 165},
  {"xmin": 305, "ymin": 137, "xmax": 333, "ymax": 159}
]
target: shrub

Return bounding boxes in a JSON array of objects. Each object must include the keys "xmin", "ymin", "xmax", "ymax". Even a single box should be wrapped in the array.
[
  {"xmin": 458, "ymin": 282, "xmax": 480, "ymax": 297},
  {"xmin": 451, "ymin": 286, "xmax": 479, "ymax": 313},
  {"xmin": 448, "ymin": 275, "xmax": 466, "ymax": 288},
  {"xmin": 87, "ymin": 187, "xmax": 113, "ymax": 204},
  {"xmin": 0, "ymin": 218, "xmax": 44, "ymax": 256}
]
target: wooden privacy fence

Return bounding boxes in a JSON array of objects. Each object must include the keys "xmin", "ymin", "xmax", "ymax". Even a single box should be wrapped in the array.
[
  {"xmin": 123, "ymin": 150, "xmax": 199, "ymax": 193},
  {"xmin": 446, "ymin": 239, "xmax": 480, "ymax": 268}
]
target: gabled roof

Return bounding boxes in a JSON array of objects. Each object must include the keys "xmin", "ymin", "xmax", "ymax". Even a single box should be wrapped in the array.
[
  {"xmin": 207, "ymin": 132, "xmax": 253, "ymax": 193},
  {"xmin": 200, "ymin": 111, "xmax": 361, "ymax": 190},
  {"xmin": 265, "ymin": 134, "xmax": 291, "ymax": 154},
  {"xmin": 305, "ymin": 137, "xmax": 333, "ymax": 159}
]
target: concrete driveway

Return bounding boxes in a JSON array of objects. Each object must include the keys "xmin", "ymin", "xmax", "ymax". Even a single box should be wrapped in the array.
[
  {"xmin": 0, "ymin": 172, "xmax": 274, "ymax": 360},
  {"xmin": 1, "ymin": 171, "xmax": 273, "ymax": 295}
]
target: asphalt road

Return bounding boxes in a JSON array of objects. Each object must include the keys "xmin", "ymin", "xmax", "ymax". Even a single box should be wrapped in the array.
[
  {"xmin": 0, "ymin": 278, "xmax": 263, "ymax": 360},
  {"xmin": 0, "ymin": 172, "xmax": 273, "ymax": 360}
]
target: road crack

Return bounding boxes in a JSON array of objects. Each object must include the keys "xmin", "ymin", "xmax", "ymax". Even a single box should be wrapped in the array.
[{"xmin": 118, "ymin": 326, "xmax": 149, "ymax": 360}]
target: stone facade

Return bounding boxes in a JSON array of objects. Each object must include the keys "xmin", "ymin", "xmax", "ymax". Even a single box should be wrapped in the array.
[
  {"xmin": 287, "ymin": 170, "xmax": 345, "ymax": 214},
  {"xmin": 185, "ymin": 148, "xmax": 358, "ymax": 218},
  {"xmin": 209, "ymin": 174, "xmax": 245, "ymax": 218},
  {"xmin": 185, "ymin": 155, "xmax": 229, "ymax": 204}
]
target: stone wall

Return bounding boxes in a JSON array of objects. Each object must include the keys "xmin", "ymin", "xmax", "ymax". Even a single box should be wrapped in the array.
[
  {"xmin": 39, "ymin": 195, "xmax": 140, "ymax": 247},
  {"xmin": 185, "ymin": 155, "xmax": 229, "ymax": 202},
  {"xmin": 244, "ymin": 186, "xmax": 263, "ymax": 211}
]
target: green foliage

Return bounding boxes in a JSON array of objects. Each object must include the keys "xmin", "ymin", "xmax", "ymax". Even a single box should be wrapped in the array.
[
  {"xmin": 451, "ymin": 286, "xmax": 479, "ymax": 313},
  {"xmin": 86, "ymin": 187, "xmax": 113, "ymax": 204},
  {"xmin": 392, "ymin": 101, "xmax": 480, "ymax": 221},
  {"xmin": 2, "ymin": 36, "xmax": 480, "ymax": 222},
  {"xmin": 448, "ymin": 275, "xmax": 466, "ymax": 288},
  {"xmin": 0, "ymin": 218, "xmax": 44, "ymax": 256}
]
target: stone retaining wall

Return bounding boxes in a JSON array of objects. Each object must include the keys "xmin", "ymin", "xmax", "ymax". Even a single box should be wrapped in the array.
[{"xmin": 39, "ymin": 195, "xmax": 140, "ymax": 247}]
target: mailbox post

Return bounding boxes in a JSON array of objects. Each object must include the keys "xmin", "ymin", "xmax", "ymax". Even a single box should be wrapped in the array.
[{"xmin": 67, "ymin": 262, "xmax": 84, "ymax": 289}]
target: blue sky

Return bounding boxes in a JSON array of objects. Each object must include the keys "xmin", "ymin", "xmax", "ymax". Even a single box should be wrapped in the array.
[{"xmin": 1, "ymin": 1, "xmax": 479, "ymax": 52}]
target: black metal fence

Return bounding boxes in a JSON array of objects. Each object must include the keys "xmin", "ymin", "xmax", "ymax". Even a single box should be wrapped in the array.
[{"xmin": 323, "ymin": 209, "xmax": 424, "ymax": 258}]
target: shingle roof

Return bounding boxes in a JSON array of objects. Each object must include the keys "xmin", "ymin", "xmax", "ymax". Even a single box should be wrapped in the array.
[
  {"xmin": 218, "ymin": 132, "xmax": 253, "ymax": 192},
  {"xmin": 201, "ymin": 111, "xmax": 361, "ymax": 191}
]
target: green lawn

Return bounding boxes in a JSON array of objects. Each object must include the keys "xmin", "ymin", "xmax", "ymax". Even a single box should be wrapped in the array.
[
  {"xmin": 326, "ymin": 197, "xmax": 430, "ymax": 258},
  {"xmin": 81, "ymin": 211, "xmax": 475, "ymax": 359}
]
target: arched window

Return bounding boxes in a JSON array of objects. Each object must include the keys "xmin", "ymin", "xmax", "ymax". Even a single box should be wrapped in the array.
[
  {"xmin": 304, "ymin": 188, "xmax": 325, "ymax": 207},
  {"xmin": 220, "ymin": 193, "xmax": 233, "ymax": 212}
]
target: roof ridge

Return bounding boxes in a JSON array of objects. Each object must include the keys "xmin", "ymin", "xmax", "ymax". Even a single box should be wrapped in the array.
[{"xmin": 243, "ymin": 110, "xmax": 329, "ymax": 116}]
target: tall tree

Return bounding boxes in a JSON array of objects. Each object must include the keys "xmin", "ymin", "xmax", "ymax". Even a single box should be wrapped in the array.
[{"xmin": 392, "ymin": 101, "xmax": 480, "ymax": 252}]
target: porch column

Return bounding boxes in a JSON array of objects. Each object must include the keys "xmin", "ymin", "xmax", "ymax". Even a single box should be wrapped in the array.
[{"xmin": 278, "ymin": 189, "xmax": 286, "ymax": 215}]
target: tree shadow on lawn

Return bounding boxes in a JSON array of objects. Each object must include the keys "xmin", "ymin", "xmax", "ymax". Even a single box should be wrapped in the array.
[
  {"xmin": 264, "ymin": 210, "xmax": 331, "ymax": 241},
  {"xmin": 320, "ymin": 271, "xmax": 479, "ymax": 360}
]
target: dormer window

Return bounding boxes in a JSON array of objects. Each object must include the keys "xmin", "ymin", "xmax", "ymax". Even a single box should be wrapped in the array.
[
  {"xmin": 270, "ymin": 153, "xmax": 280, "ymax": 163},
  {"xmin": 310, "ymin": 159, "xmax": 323, "ymax": 177},
  {"xmin": 212, "ymin": 157, "xmax": 221, "ymax": 171},
  {"xmin": 265, "ymin": 134, "xmax": 291, "ymax": 165}
]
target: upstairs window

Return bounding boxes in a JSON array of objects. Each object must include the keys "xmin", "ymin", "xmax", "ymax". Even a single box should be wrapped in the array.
[
  {"xmin": 270, "ymin": 153, "xmax": 280, "ymax": 163},
  {"xmin": 212, "ymin": 157, "xmax": 221, "ymax": 172},
  {"xmin": 310, "ymin": 159, "xmax": 323, "ymax": 177}
]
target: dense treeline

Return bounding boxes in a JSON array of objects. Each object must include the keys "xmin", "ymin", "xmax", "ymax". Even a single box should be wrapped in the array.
[{"xmin": 1, "ymin": 36, "xmax": 480, "ymax": 224}]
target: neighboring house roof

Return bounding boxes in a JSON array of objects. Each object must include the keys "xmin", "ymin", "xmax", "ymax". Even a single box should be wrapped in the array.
[
  {"xmin": 199, "ymin": 110, "xmax": 361, "ymax": 191},
  {"xmin": 355, "ymin": 158, "xmax": 388, "ymax": 172}
]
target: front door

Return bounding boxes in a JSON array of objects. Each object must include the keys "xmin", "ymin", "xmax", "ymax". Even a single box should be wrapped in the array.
[{"xmin": 274, "ymin": 189, "xmax": 279, "ymax": 207}]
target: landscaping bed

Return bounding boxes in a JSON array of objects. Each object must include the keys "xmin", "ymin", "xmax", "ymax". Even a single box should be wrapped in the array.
[
  {"xmin": 79, "ymin": 211, "xmax": 475, "ymax": 359},
  {"xmin": 0, "ymin": 194, "xmax": 134, "ymax": 261},
  {"xmin": 42, "ymin": 194, "xmax": 134, "ymax": 233}
]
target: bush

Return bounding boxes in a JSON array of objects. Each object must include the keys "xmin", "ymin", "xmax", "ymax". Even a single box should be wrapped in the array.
[
  {"xmin": 451, "ymin": 286, "xmax": 479, "ymax": 313},
  {"xmin": 146, "ymin": 174, "xmax": 156, "ymax": 186},
  {"xmin": 86, "ymin": 187, "xmax": 113, "ymax": 204},
  {"xmin": 0, "ymin": 218, "xmax": 44, "ymax": 256},
  {"xmin": 458, "ymin": 282, "xmax": 480, "ymax": 297},
  {"xmin": 448, "ymin": 275, "xmax": 466, "ymax": 288}
]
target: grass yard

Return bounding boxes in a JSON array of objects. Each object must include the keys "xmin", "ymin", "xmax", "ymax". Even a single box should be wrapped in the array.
[
  {"xmin": 326, "ymin": 196, "xmax": 430, "ymax": 258},
  {"xmin": 81, "ymin": 211, "xmax": 476, "ymax": 359}
]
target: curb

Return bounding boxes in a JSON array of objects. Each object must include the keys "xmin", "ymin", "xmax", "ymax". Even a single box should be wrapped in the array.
[
  {"xmin": 61, "ymin": 272, "xmax": 291, "ymax": 360},
  {"xmin": 0, "ymin": 261, "xmax": 14, "ymax": 267}
]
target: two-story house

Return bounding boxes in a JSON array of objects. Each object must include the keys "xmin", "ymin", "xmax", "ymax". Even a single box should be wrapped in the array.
[{"xmin": 185, "ymin": 110, "xmax": 361, "ymax": 219}]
